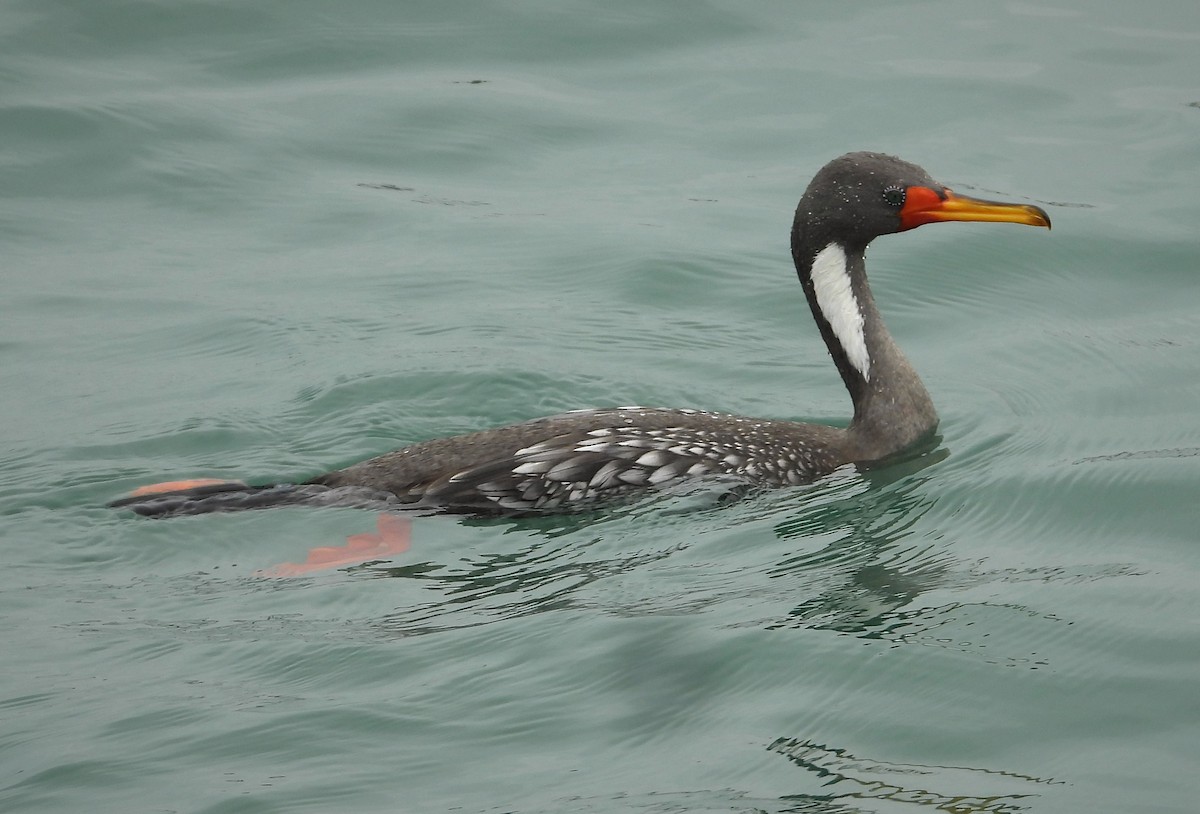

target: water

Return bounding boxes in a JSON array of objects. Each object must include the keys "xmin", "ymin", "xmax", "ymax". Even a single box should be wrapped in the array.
[{"xmin": 3, "ymin": 1, "xmax": 1199, "ymax": 812}]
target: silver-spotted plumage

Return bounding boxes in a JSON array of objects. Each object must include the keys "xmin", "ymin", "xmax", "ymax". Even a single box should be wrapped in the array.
[{"xmin": 314, "ymin": 407, "xmax": 847, "ymax": 514}]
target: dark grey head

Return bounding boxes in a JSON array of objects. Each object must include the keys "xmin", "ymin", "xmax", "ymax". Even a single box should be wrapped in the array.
[
  {"xmin": 793, "ymin": 152, "xmax": 940, "ymax": 253},
  {"xmin": 792, "ymin": 151, "xmax": 1050, "ymax": 258}
]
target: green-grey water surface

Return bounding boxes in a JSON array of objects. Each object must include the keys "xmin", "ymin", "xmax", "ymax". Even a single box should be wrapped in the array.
[{"xmin": 3, "ymin": 1, "xmax": 1199, "ymax": 812}]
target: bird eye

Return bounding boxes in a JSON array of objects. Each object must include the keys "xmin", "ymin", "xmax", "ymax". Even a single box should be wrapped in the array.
[{"xmin": 883, "ymin": 186, "xmax": 906, "ymax": 207}]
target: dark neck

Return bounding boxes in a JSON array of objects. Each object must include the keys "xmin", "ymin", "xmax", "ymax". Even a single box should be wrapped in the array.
[{"xmin": 792, "ymin": 234, "xmax": 938, "ymax": 461}]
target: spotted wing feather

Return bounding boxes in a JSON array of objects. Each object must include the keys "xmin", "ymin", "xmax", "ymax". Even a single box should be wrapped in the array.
[{"xmin": 419, "ymin": 427, "xmax": 724, "ymax": 513}]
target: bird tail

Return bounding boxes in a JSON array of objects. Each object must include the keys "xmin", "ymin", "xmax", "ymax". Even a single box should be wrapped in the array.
[{"xmin": 108, "ymin": 477, "xmax": 399, "ymax": 517}]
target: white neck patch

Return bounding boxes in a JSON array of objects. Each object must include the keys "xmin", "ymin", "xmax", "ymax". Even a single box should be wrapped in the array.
[{"xmin": 810, "ymin": 243, "xmax": 870, "ymax": 381}]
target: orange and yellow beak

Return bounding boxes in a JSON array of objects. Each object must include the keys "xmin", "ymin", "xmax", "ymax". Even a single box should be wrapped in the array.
[{"xmin": 899, "ymin": 186, "xmax": 1051, "ymax": 231}]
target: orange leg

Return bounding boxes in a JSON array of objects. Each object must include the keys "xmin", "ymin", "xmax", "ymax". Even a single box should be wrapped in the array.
[{"xmin": 125, "ymin": 478, "xmax": 247, "ymax": 497}]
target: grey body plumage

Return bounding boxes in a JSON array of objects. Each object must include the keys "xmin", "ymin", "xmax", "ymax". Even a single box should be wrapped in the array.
[{"xmin": 310, "ymin": 407, "xmax": 847, "ymax": 513}]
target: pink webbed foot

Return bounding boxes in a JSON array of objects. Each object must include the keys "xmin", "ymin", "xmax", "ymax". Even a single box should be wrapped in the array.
[{"xmin": 257, "ymin": 513, "xmax": 412, "ymax": 577}]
